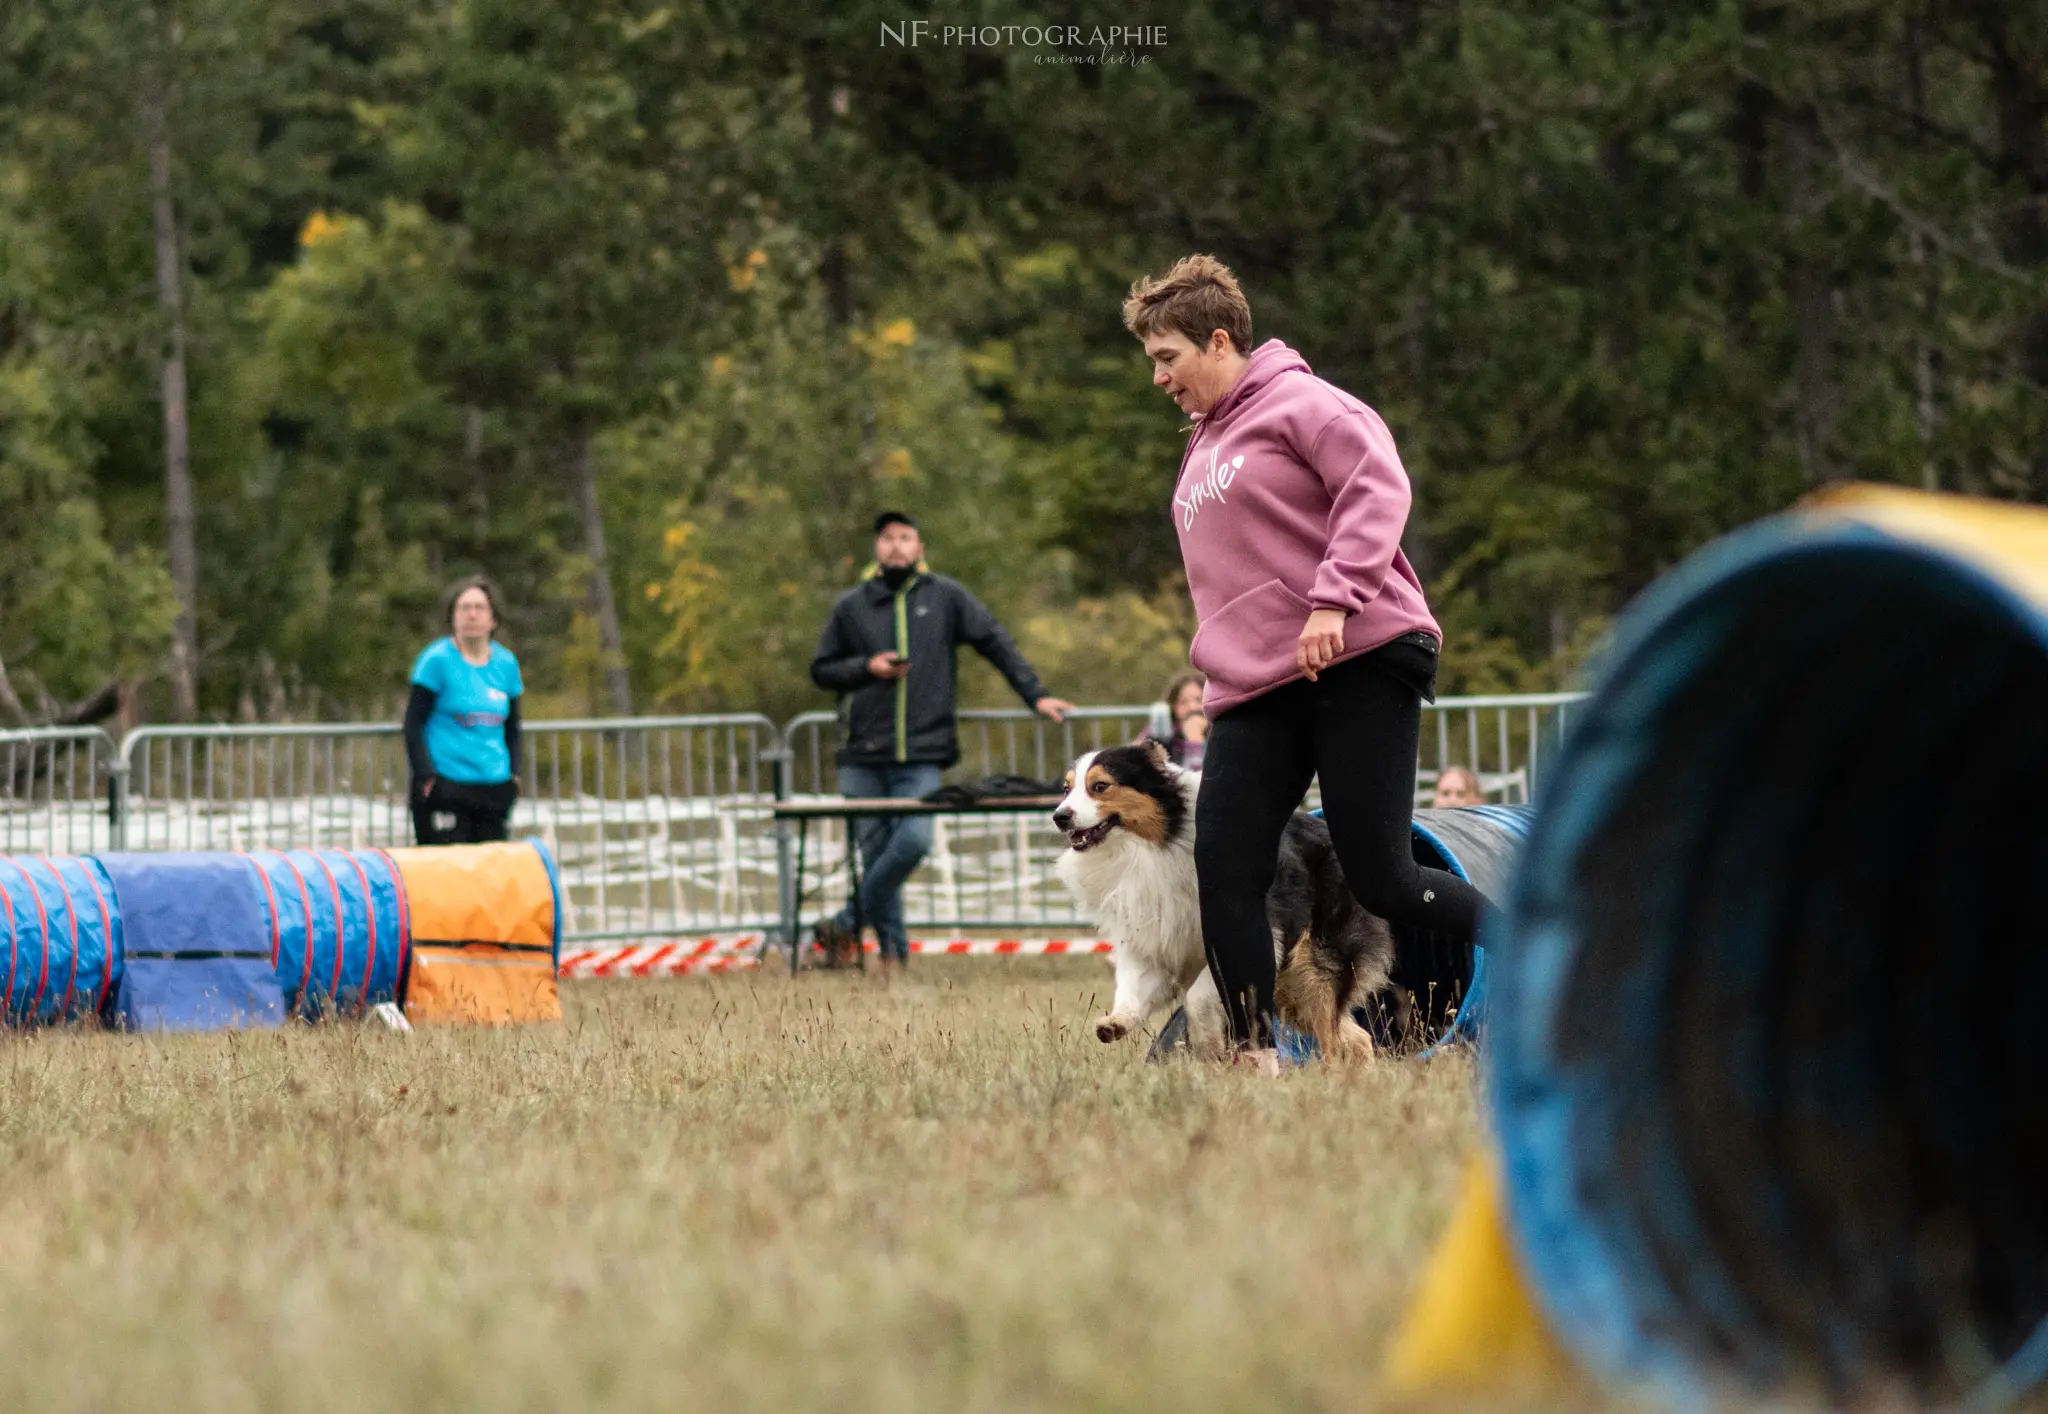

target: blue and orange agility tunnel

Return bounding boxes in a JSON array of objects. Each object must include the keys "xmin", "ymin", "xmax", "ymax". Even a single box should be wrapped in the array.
[
  {"xmin": 1391, "ymin": 485, "xmax": 2048, "ymax": 1410},
  {"xmin": 0, "ymin": 839, "xmax": 559, "ymax": 1031}
]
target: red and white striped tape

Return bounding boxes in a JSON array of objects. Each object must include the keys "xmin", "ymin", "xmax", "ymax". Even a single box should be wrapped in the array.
[
  {"xmin": 899, "ymin": 938, "xmax": 1114, "ymax": 957},
  {"xmin": 557, "ymin": 934, "xmax": 1113, "ymax": 978},
  {"xmin": 559, "ymin": 936, "xmax": 761, "ymax": 978}
]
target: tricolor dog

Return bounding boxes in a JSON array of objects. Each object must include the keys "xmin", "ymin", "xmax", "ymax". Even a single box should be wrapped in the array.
[{"xmin": 1051, "ymin": 742, "xmax": 1391, "ymax": 1059}]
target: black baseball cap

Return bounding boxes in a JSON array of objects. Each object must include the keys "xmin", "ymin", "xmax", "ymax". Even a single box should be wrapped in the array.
[{"xmin": 873, "ymin": 510, "xmax": 918, "ymax": 534}]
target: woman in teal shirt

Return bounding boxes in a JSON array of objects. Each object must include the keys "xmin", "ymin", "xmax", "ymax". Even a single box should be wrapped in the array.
[{"xmin": 404, "ymin": 576, "xmax": 524, "ymax": 844}]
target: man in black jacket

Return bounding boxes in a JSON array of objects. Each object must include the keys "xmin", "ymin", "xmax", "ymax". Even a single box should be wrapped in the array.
[{"xmin": 809, "ymin": 511, "xmax": 1072, "ymax": 969}]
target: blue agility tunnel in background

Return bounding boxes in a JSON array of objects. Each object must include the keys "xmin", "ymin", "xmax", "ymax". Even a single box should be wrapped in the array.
[
  {"xmin": 244, "ymin": 849, "xmax": 409, "ymax": 1017},
  {"xmin": 0, "ymin": 854, "xmax": 123, "ymax": 1024},
  {"xmin": 1401, "ymin": 803, "xmax": 1532, "ymax": 1047},
  {"xmin": 1483, "ymin": 487, "xmax": 2048, "ymax": 1409},
  {"xmin": 1, "ymin": 847, "xmax": 415, "ymax": 1032},
  {"xmin": 99, "ymin": 853, "xmax": 285, "ymax": 1032}
]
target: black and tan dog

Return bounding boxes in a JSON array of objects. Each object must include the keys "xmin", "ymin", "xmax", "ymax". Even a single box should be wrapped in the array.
[{"xmin": 1052, "ymin": 742, "xmax": 1391, "ymax": 1058}]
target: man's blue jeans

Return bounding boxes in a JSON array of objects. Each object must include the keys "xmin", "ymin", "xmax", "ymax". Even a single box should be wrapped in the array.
[{"xmin": 833, "ymin": 762, "xmax": 943, "ymax": 962}]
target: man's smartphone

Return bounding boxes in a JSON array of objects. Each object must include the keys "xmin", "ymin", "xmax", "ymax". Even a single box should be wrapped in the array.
[{"xmin": 887, "ymin": 652, "xmax": 909, "ymax": 665}]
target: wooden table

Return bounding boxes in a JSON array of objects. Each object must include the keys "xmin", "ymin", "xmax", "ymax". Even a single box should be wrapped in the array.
[{"xmin": 768, "ymin": 796, "xmax": 1064, "ymax": 974}]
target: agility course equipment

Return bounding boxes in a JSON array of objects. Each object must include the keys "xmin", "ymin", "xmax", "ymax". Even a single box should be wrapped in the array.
[
  {"xmin": 77, "ymin": 849, "xmax": 414, "ymax": 1030},
  {"xmin": 1399, "ymin": 802, "xmax": 1530, "ymax": 1044},
  {"xmin": 104, "ymin": 852, "xmax": 285, "ymax": 1031},
  {"xmin": 0, "ymin": 854, "xmax": 122, "ymax": 1024},
  {"xmin": 384, "ymin": 840, "xmax": 562, "ymax": 1025},
  {"xmin": 94, "ymin": 849, "xmax": 412, "ymax": 1029},
  {"xmin": 1393, "ymin": 485, "xmax": 2048, "ymax": 1410},
  {"xmin": 0, "ymin": 840, "xmax": 558, "ymax": 1031},
  {"xmin": 243, "ymin": 849, "xmax": 409, "ymax": 1016}
]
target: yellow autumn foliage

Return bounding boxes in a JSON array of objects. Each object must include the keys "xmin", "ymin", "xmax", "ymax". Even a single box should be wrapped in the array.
[{"xmin": 298, "ymin": 210, "xmax": 349, "ymax": 248}]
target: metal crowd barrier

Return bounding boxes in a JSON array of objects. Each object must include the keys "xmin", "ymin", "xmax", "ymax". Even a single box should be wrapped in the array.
[
  {"xmin": 521, "ymin": 715, "xmax": 784, "ymax": 945},
  {"xmin": 9, "ymin": 693, "xmax": 1583, "ymax": 947},
  {"xmin": 115, "ymin": 716, "xmax": 787, "ymax": 946},
  {"xmin": 1418, "ymin": 692, "xmax": 1588, "ymax": 805},
  {"xmin": 780, "ymin": 707, "xmax": 1158, "ymax": 935},
  {"xmin": 0, "ymin": 727, "xmax": 121, "ymax": 855},
  {"xmin": 780, "ymin": 706, "xmax": 1158, "ymax": 796},
  {"xmin": 119, "ymin": 723, "xmax": 414, "ymax": 853}
]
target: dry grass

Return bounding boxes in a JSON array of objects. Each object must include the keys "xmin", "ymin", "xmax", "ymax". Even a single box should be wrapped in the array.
[{"xmin": 0, "ymin": 959, "xmax": 1571, "ymax": 1413}]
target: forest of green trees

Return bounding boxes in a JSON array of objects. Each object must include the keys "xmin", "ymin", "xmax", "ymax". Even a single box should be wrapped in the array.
[{"xmin": 4, "ymin": 2, "xmax": 2045, "ymax": 729}]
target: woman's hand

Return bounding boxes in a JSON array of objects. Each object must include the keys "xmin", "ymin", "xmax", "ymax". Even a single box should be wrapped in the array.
[
  {"xmin": 420, "ymin": 776, "xmax": 436, "ymax": 799},
  {"xmin": 1297, "ymin": 608, "xmax": 1348, "ymax": 680}
]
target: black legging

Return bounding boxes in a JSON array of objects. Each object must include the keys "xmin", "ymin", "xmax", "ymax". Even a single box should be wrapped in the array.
[
  {"xmin": 410, "ymin": 777, "xmax": 515, "ymax": 846},
  {"xmin": 1195, "ymin": 649, "xmax": 1488, "ymax": 1046}
]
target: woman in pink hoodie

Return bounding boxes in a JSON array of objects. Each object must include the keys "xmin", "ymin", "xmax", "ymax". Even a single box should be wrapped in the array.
[{"xmin": 1123, "ymin": 255, "xmax": 1487, "ymax": 1054}]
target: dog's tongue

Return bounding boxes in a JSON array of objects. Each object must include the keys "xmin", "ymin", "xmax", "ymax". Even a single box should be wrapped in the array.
[{"xmin": 1067, "ymin": 820, "xmax": 1113, "ymax": 850}]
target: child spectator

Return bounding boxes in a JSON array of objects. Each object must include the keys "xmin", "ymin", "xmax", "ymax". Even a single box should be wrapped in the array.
[{"xmin": 1144, "ymin": 669, "xmax": 1210, "ymax": 770}]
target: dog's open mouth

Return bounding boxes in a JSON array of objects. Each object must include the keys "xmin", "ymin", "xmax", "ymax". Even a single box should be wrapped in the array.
[{"xmin": 1066, "ymin": 816, "xmax": 1119, "ymax": 851}]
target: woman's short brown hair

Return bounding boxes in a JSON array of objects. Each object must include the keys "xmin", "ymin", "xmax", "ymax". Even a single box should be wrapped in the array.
[
  {"xmin": 1122, "ymin": 255, "xmax": 1253, "ymax": 354},
  {"xmin": 443, "ymin": 574, "xmax": 507, "ymax": 636}
]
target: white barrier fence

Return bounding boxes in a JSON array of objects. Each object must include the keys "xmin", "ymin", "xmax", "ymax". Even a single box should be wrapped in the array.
[
  {"xmin": 0, "ymin": 728, "xmax": 120, "ymax": 856},
  {"xmin": 0, "ymin": 694, "xmax": 1585, "ymax": 947}
]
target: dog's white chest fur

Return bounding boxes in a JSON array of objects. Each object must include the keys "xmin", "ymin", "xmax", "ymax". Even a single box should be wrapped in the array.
[{"xmin": 1055, "ymin": 814, "xmax": 1202, "ymax": 975}]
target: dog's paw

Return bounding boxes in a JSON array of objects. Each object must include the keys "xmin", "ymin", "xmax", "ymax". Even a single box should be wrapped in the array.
[
  {"xmin": 1093, "ymin": 1014, "xmax": 1131, "ymax": 1043},
  {"xmin": 1327, "ymin": 1019, "xmax": 1378, "ymax": 1063}
]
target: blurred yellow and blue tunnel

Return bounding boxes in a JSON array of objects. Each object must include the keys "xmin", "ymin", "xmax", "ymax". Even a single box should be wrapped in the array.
[{"xmin": 1389, "ymin": 486, "xmax": 2048, "ymax": 1411}]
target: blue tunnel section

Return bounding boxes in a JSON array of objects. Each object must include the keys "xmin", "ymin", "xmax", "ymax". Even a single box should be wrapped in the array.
[
  {"xmin": 1395, "ymin": 803, "xmax": 1532, "ymax": 1048},
  {"xmin": 0, "ymin": 854, "xmax": 123, "ymax": 1024},
  {"xmin": 100, "ymin": 852, "xmax": 285, "ymax": 1032},
  {"xmin": 244, "ymin": 850, "xmax": 407, "ymax": 1017}
]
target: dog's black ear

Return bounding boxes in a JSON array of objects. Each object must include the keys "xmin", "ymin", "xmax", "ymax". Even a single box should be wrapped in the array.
[{"xmin": 1142, "ymin": 739, "xmax": 1171, "ymax": 771}]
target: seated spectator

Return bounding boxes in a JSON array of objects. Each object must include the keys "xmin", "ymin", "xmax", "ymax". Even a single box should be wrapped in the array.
[
  {"xmin": 1431, "ymin": 764, "xmax": 1486, "ymax": 808},
  {"xmin": 1144, "ymin": 669, "xmax": 1210, "ymax": 770}
]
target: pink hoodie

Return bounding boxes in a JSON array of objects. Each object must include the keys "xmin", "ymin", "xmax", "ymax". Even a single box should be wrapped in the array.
[{"xmin": 1173, "ymin": 339, "xmax": 1440, "ymax": 717}]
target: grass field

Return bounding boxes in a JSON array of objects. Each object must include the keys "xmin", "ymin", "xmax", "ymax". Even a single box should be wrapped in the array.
[{"xmin": 0, "ymin": 959, "xmax": 1586, "ymax": 1413}]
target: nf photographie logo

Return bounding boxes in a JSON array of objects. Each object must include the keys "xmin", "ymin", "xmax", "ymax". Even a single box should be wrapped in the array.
[{"xmin": 879, "ymin": 21, "xmax": 1166, "ymax": 65}]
